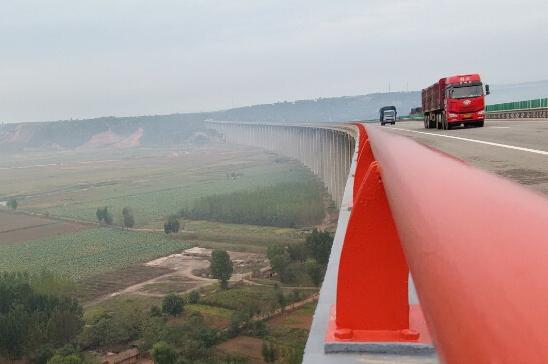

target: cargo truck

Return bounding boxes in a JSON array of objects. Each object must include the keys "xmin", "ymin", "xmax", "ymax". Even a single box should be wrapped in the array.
[
  {"xmin": 422, "ymin": 74, "xmax": 489, "ymax": 130},
  {"xmin": 379, "ymin": 106, "xmax": 397, "ymax": 125}
]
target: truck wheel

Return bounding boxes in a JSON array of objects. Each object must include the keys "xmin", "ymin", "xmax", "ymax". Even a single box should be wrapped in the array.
[
  {"xmin": 381, "ymin": 122, "xmax": 385, "ymax": 126},
  {"xmin": 436, "ymin": 114, "xmax": 442, "ymax": 129},
  {"xmin": 391, "ymin": 122, "xmax": 396, "ymax": 125},
  {"xmin": 477, "ymin": 121, "xmax": 484, "ymax": 127},
  {"xmin": 424, "ymin": 115, "xmax": 429, "ymax": 129},
  {"xmin": 428, "ymin": 116, "xmax": 436, "ymax": 129},
  {"xmin": 443, "ymin": 116, "xmax": 450, "ymax": 130}
]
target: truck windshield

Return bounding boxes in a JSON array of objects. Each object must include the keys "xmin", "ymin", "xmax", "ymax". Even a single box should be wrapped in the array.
[
  {"xmin": 448, "ymin": 85, "xmax": 483, "ymax": 99},
  {"xmin": 384, "ymin": 111, "xmax": 395, "ymax": 116}
]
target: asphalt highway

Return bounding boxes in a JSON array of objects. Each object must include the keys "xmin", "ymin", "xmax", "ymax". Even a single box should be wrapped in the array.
[{"xmin": 383, "ymin": 119, "xmax": 548, "ymax": 195}]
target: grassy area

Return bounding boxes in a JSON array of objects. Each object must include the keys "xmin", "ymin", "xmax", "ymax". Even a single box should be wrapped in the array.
[
  {"xmin": 84, "ymin": 294, "xmax": 162, "ymax": 323},
  {"xmin": 3, "ymin": 145, "xmax": 316, "ymax": 229},
  {"xmin": 202, "ymin": 284, "xmax": 314, "ymax": 313},
  {"xmin": 44, "ymin": 163, "xmax": 312, "ymax": 228},
  {"xmin": 186, "ymin": 303, "xmax": 234, "ymax": 320},
  {"xmin": 0, "ymin": 228, "xmax": 190, "ymax": 280},
  {"xmin": 177, "ymin": 220, "xmax": 306, "ymax": 253}
]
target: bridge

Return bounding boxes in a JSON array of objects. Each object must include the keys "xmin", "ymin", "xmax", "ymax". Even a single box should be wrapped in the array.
[{"xmin": 207, "ymin": 112, "xmax": 548, "ymax": 364}]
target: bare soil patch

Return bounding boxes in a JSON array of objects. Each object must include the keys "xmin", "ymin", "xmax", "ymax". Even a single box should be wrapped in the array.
[
  {"xmin": 0, "ymin": 210, "xmax": 54, "ymax": 231},
  {"xmin": 0, "ymin": 210, "xmax": 87, "ymax": 244},
  {"xmin": 79, "ymin": 264, "xmax": 174, "ymax": 303},
  {"xmin": 85, "ymin": 247, "xmax": 268, "ymax": 306},
  {"xmin": 217, "ymin": 336, "xmax": 266, "ymax": 364}
]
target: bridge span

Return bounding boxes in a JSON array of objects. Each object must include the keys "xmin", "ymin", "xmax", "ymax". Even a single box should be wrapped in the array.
[{"xmin": 207, "ymin": 118, "xmax": 548, "ymax": 364}]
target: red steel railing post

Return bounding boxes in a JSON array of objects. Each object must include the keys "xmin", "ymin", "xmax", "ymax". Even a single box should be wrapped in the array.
[
  {"xmin": 326, "ymin": 125, "xmax": 431, "ymax": 350},
  {"xmin": 353, "ymin": 140, "xmax": 373, "ymax": 204},
  {"xmin": 337, "ymin": 161, "xmax": 410, "ymax": 336}
]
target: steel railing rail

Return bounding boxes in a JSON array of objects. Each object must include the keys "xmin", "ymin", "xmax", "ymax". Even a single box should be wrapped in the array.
[{"xmin": 344, "ymin": 125, "xmax": 548, "ymax": 363}]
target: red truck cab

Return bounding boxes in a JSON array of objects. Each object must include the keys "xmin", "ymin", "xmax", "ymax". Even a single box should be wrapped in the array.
[{"xmin": 422, "ymin": 74, "xmax": 489, "ymax": 130}]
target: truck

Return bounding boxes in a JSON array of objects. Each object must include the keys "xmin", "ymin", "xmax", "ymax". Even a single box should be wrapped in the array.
[
  {"xmin": 422, "ymin": 74, "xmax": 489, "ymax": 130},
  {"xmin": 379, "ymin": 106, "xmax": 397, "ymax": 125}
]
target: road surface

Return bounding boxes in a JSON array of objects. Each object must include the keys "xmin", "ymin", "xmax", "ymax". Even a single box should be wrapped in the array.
[{"xmin": 384, "ymin": 119, "xmax": 548, "ymax": 195}]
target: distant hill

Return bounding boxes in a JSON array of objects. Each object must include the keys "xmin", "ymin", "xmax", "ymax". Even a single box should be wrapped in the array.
[
  {"xmin": 488, "ymin": 80, "xmax": 548, "ymax": 104},
  {"xmin": 0, "ymin": 114, "xmax": 208, "ymax": 153},
  {"xmin": 1, "ymin": 80, "xmax": 546, "ymax": 153},
  {"xmin": 211, "ymin": 91, "xmax": 421, "ymax": 123}
]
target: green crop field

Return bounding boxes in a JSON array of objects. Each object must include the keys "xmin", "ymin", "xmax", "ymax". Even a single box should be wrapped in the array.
[
  {"xmin": 2, "ymin": 144, "xmax": 319, "ymax": 229},
  {"xmin": 44, "ymin": 163, "xmax": 313, "ymax": 228},
  {"xmin": 0, "ymin": 228, "xmax": 190, "ymax": 280}
]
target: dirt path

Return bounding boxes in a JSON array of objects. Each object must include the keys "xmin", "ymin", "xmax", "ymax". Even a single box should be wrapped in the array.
[{"xmin": 85, "ymin": 256, "xmax": 215, "ymax": 307}]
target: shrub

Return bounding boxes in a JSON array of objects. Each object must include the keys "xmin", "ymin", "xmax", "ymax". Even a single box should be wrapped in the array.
[
  {"xmin": 162, "ymin": 294, "xmax": 184, "ymax": 317},
  {"xmin": 164, "ymin": 216, "xmax": 181, "ymax": 234},
  {"xmin": 150, "ymin": 341, "xmax": 178, "ymax": 364},
  {"xmin": 187, "ymin": 291, "xmax": 200, "ymax": 304}
]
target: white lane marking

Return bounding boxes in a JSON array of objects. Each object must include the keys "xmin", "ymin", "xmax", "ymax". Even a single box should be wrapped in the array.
[
  {"xmin": 390, "ymin": 127, "xmax": 548, "ymax": 156},
  {"xmin": 489, "ymin": 126, "xmax": 510, "ymax": 129}
]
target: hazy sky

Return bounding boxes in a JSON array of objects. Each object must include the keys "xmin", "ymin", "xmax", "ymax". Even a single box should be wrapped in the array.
[{"xmin": 2, "ymin": 0, "xmax": 547, "ymax": 123}]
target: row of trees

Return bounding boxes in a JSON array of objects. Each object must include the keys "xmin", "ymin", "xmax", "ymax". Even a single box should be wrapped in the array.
[
  {"xmin": 179, "ymin": 182, "xmax": 325, "ymax": 228},
  {"xmin": 96, "ymin": 207, "xmax": 184, "ymax": 234},
  {"xmin": 267, "ymin": 229, "xmax": 334, "ymax": 285},
  {"xmin": 95, "ymin": 207, "xmax": 135, "ymax": 228},
  {"xmin": 0, "ymin": 272, "xmax": 83, "ymax": 360}
]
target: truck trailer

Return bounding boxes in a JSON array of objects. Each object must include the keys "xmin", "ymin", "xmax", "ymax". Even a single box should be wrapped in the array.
[{"xmin": 422, "ymin": 74, "xmax": 489, "ymax": 130}]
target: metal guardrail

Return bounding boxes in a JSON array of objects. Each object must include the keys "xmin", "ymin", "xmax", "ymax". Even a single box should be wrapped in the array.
[
  {"xmin": 486, "ymin": 98, "xmax": 548, "ymax": 112},
  {"xmin": 320, "ymin": 123, "xmax": 548, "ymax": 364},
  {"xmin": 485, "ymin": 98, "xmax": 548, "ymax": 119}
]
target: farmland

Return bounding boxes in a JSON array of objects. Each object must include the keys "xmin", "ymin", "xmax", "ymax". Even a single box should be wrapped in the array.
[
  {"xmin": 0, "ymin": 228, "xmax": 190, "ymax": 280},
  {"xmin": 1, "ymin": 144, "xmax": 314, "ymax": 228},
  {"xmin": 0, "ymin": 210, "xmax": 89, "ymax": 244},
  {"xmin": 0, "ymin": 140, "xmax": 328, "ymax": 363}
]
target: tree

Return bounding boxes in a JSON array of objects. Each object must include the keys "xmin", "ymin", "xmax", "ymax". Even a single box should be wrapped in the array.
[
  {"xmin": 305, "ymin": 229, "xmax": 334, "ymax": 266},
  {"xmin": 267, "ymin": 245, "xmax": 293, "ymax": 283},
  {"xmin": 122, "ymin": 207, "xmax": 135, "ymax": 228},
  {"xmin": 162, "ymin": 294, "xmax": 184, "ymax": 317},
  {"xmin": 163, "ymin": 216, "xmax": 180, "ymax": 234},
  {"xmin": 306, "ymin": 260, "xmax": 323, "ymax": 287},
  {"xmin": 46, "ymin": 297, "xmax": 84, "ymax": 346},
  {"xmin": 7, "ymin": 198, "xmax": 17, "ymax": 210},
  {"xmin": 287, "ymin": 243, "xmax": 306, "ymax": 262},
  {"xmin": 0, "ymin": 273, "xmax": 84, "ymax": 360},
  {"xmin": 150, "ymin": 341, "xmax": 178, "ymax": 364},
  {"xmin": 96, "ymin": 208, "xmax": 104, "ymax": 222},
  {"xmin": 103, "ymin": 210, "xmax": 113, "ymax": 225},
  {"xmin": 96, "ymin": 207, "xmax": 113, "ymax": 225},
  {"xmin": 210, "ymin": 250, "xmax": 233, "ymax": 289}
]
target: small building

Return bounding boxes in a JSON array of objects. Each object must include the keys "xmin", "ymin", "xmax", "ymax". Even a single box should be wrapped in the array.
[{"xmin": 102, "ymin": 348, "xmax": 140, "ymax": 364}]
